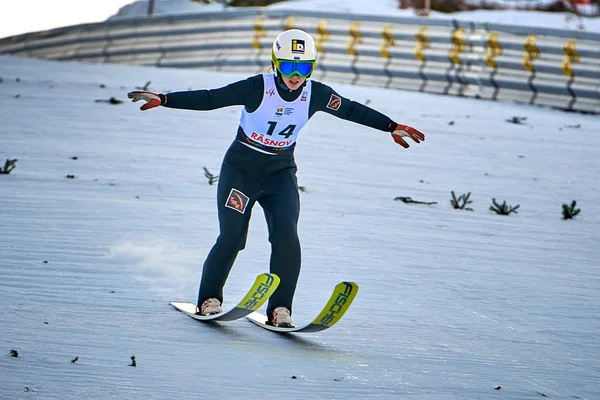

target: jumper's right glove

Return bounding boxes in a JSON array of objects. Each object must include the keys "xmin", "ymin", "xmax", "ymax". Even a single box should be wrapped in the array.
[
  {"xmin": 389, "ymin": 123, "xmax": 425, "ymax": 149},
  {"xmin": 127, "ymin": 91, "xmax": 163, "ymax": 111}
]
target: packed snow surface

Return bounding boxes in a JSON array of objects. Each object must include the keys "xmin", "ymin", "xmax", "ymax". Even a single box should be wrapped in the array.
[{"xmin": 0, "ymin": 54, "xmax": 599, "ymax": 399}]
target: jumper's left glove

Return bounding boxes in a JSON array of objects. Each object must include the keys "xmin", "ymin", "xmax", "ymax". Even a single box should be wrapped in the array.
[
  {"xmin": 390, "ymin": 123, "xmax": 425, "ymax": 149},
  {"xmin": 127, "ymin": 90, "xmax": 163, "ymax": 111}
]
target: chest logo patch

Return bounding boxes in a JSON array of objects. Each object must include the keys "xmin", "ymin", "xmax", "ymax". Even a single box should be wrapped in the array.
[
  {"xmin": 225, "ymin": 188, "xmax": 250, "ymax": 214},
  {"xmin": 275, "ymin": 106, "xmax": 284, "ymax": 119},
  {"xmin": 326, "ymin": 93, "xmax": 341, "ymax": 111}
]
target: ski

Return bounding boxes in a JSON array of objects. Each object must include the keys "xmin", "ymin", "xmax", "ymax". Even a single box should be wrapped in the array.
[
  {"xmin": 170, "ymin": 273, "xmax": 280, "ymax": 322},
  {"xmin": 246, "ymin": 281, "xmax": 358, "ymax": 333}
]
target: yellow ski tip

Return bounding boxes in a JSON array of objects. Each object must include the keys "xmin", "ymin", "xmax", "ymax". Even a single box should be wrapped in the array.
[
  {"xmin": 237, "ymin": 273, "xmax": 280, "ymax": 311},
  {"xmin": 312, "ymin": 281, "xmax": 358, "ymax": 328}
]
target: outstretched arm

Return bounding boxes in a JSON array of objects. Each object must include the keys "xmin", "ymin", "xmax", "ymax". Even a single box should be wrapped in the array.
[
  {"xmin": 127, "ymin": 75, "xmax": 263, "ymax": 111},
  {"xmin": 310, "ymin": 81, "xmax": 424, "ymax": 148}
]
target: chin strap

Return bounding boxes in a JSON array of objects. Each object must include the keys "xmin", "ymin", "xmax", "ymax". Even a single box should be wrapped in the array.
[
  {"xmin": 275, "ymin": 74, "xmax": 288, "ymax": 91},
  {"xmin": 275, "ymin": 74, "xmax": 308, "ymax": 92}
]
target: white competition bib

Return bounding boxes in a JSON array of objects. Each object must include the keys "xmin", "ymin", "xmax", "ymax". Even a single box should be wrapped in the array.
[{"xmin": 239, "ymin": 74, "xmax": 311, "ymax": 151}]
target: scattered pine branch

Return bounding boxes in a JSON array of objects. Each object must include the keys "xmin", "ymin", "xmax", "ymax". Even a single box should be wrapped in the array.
[
  {"xmin": 135, "ymin": 81, "xmax": 152, "ymax": 90},
  {"xmin": 94, "ymin": 97, "xmax": 123, "ymax": 105},
  {"xmin": 1, "ymin": 159, "xmax": 18, "ymax": 174},
  {"xmin": 10, "ymin": 349, "xmax": 19, "ymax": 358},
  {"xmin": 129, "ymin": 355, "xmax": 136, "ymax": 367},
  {"xmin": 450, "ymin": 191, "xmax": 473, "ymax": 211},
  {"xmin": 506, "ymin": 116, "xmax": 527, "ymax": 124},
  {"xmin": 394, "ymin": 196, "xmax": 437, "ymax": 205},
  {"xmin": 489, "ymin": 198, "xmax": 520, "ymax": 215},
  {"xmin": 562, "ymin": 200, "xmax": 580, "ymax": 220},
  {"xmin": 203, "ymin": 167, "xmax": 219, "ymax": 185}
]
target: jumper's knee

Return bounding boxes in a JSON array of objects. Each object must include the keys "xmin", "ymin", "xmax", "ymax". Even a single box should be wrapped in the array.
[
  {"xmin": 216, "ymin": 229, "xmax": 248, "ymax": 252},
  {"xmin": 268, "ymin": 218, "xmax": 299, "ymax": 248}
]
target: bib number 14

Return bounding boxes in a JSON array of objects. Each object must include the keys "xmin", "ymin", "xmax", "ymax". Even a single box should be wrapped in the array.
[{"xmin": 266, "ymin": 121, "xmax": 296, "ymax": 139}]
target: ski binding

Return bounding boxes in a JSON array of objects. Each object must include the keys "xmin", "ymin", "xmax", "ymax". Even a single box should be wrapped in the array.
[
  {"xmin": 247, "ymin": 281, "xmax": 358, "ymax": 333},
  {"xmin": 170, "ymin": 273, "xmax": 280, "ymax": 322}
]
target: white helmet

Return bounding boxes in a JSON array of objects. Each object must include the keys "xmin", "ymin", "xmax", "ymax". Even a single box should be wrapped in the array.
[{"xmin": 272, "ymin": 28, "xmax": 317, "ymax": 66}]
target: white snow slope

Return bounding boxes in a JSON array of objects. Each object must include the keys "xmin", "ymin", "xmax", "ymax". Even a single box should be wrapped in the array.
[{"xmin": 0, "ymin": 54, "xmax": 599, "ymax": 400}]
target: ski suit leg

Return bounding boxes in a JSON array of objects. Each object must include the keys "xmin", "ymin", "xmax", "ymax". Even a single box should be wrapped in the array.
[
  {"xmin": 197, "ymin": 158, "xmax": 257, "ymax": 306},
  {"xmin": 258, "ymin": 167, "xmax": 301, "ymax": 315}
]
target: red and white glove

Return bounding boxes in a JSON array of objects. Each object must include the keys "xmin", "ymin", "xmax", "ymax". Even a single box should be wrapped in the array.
[
  {"xmin": 390, "ymin": 123, "xmax": 425, "ymax": 149},
  {"xmin": 127, "ymin": 91, "xmax": 163, "ymax": 111}
]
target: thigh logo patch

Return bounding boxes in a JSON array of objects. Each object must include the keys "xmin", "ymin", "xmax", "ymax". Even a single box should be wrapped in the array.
[{"xmin": 225, "ymin": 188, "xmax": 249, "ymax": 214}]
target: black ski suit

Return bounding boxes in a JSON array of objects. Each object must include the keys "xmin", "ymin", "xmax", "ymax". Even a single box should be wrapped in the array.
[{"xmin": 161, "ymin": 74, "xmax": 397, "ymax": 316}]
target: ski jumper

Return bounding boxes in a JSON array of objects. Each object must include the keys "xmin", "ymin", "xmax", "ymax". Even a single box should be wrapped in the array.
[{"xmin": 161, "ymin": 73, "xmax": 397, "ymax": 316}]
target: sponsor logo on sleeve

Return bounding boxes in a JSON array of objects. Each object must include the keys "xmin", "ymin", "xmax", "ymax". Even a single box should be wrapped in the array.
[
  {"xmin": 326, "ymin": 93, "xmax": 342, "ymax": 111},
  {"xmin": 225, "ymin": 188, "xmax": 250, "ymax": 214}
]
